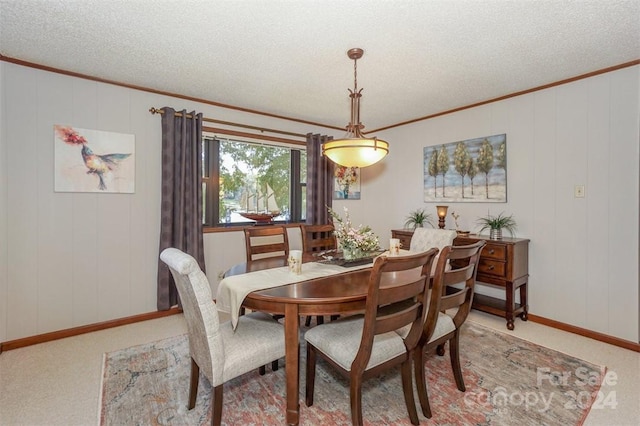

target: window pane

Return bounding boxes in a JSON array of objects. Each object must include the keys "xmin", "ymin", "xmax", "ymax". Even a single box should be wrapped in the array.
[
  {"xmin": 219, "ymin": 140, "xmax": 291, "ymax": 224},
  {"xmin": 300, "ymin": 150, "xmax": 307, "ymax": 184}
]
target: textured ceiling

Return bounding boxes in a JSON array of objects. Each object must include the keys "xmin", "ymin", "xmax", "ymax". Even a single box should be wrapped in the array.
[{"xmin": 1, "ymin": 0, "xmax": 638, "ymax": 131}]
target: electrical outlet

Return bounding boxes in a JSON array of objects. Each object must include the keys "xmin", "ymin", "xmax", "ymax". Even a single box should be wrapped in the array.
[{"xmin": 574, "ymin": 185, "xmax": 585, "ymax": 198}]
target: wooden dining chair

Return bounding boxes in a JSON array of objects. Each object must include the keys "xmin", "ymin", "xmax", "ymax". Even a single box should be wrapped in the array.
[
  {"xmin": 301, "ymin": 223, "xmax": 337, "ymax": 254},
  {"xmin": 160, "ymin": 248, "xmax": 285, "ymax": 426},
  {"xmin": 412, "ymin": 241, "xmax": 485, "ymax": 418},
  {"xmin": 244, "ymin": 225, "xmax": 289, "ymax": 261},
  {"xmin": 244, "ymin": 225, "xmax": 289, "ymax": 372},
  {"xmin": 301, "ymin": 223, "xmax": 337, "ymax": 326},
  {"xmin": 304, "ymin": 249, "xmax": 439, "ymax": 426}
]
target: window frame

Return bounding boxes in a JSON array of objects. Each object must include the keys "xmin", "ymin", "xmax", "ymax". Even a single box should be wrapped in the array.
[{"xmin": 202, "ymin": 136, "xmax": 306, "ymax": 229}]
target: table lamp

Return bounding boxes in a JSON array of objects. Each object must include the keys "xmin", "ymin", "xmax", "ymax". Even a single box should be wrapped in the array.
[{"xmin": 436, "ymin": 205, "xmax": 448, "ymax": 229}]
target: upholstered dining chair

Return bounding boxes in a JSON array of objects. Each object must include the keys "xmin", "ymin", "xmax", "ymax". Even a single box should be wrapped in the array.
[
  {"xmin": 244, "ymin": 225, "xmax": 289, "ymax": 261},
  {"xmin": 304, "ymin": 249, "xmax": 439, "ymax": 426},
  {"xmin": 409, "ymin": 228, "xmax": 457, "ymax": 273},
  {"xmin": 301, "ymin": 223, "xmax": 337, "ymax": 326},
  {"xmin": 160, "ymin": 248, "xmax": 286, "ymax": 426},
  {"xmin": 412, "ymin": 241, "xmax": 485, "ymax": 419}
]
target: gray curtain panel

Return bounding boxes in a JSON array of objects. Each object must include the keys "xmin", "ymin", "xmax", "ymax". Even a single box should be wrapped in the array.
[
  {"xmin": 157, "ymin": 107, "xmax": 206, "ymax": 311},
  {"xmin": 306, "ymin": 133, "xmax": 334, "ymax": 224}
]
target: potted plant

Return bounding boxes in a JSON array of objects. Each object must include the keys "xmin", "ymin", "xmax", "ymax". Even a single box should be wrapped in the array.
[
  {"xmin": 476, "ymin": 212, "xmax": 517, "ymax": 240},
  {"xmin": 404, "ymin": 208, "xmax": 434, "ymax": 229}
]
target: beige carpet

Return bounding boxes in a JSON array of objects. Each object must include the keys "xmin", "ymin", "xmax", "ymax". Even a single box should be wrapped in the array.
[{"xmin": 99, "ymin": 321, "xmax": 605, "ymax": 425}]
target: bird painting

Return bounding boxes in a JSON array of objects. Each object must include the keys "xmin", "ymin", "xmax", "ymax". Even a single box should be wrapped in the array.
[{"xmin": 55, "ymin": 125, "xmax": 133, "ymax": 192}]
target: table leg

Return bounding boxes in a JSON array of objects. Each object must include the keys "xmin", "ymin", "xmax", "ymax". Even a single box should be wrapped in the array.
[{"xmin": 285, "ymin": 303, "xmax": 300, "ymax": 425}]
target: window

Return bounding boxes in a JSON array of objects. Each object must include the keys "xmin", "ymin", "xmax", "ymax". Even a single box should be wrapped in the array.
[{"xmin": 202, "ymin": 137, "xmax": 306, "ymax": 226}]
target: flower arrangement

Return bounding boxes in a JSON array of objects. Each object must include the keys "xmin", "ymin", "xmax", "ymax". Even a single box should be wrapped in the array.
[
  {"xmin": 334, "ymin": 166, "xmax": 358, "ymax": 187},
  {"xmin": 328, "ymin": 206, "xmax": 380, "ymax": 257}
]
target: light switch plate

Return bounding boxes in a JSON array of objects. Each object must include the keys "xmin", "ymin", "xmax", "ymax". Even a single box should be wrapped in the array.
[{"xmin": 574, "ymin": 185, "xmax": 585, "ymax": 198}]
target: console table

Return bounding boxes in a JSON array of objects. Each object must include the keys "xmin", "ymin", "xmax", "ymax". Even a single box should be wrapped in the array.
[{"xmin": 391, "ymin": 229, "xmax": 530, "ymax": 330}]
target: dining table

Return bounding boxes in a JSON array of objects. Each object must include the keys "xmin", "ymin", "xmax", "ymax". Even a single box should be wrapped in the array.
[{"xmin": 217, "ymin": 253, "xmax": 378, "ymax": 426}]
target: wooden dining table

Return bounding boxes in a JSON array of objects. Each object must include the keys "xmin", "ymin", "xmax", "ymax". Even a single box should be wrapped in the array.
[{"xmin": 223, "ymin": 254, "xmax": 373, "ymax": 426}]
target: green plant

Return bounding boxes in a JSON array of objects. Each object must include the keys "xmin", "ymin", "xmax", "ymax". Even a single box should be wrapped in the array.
[
  {"xmin": 476, "ymin": 212, "xmax": 517, "ymax": 236},
  {"xmin": 404, "ymin": 208, "xmax": 434, "ymax": 229}
]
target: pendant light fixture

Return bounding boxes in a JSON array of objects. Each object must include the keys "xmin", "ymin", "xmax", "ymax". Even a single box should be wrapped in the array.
[{"xmin": 322, "ymin": 48, "xmax": 389, "ymax": 168}]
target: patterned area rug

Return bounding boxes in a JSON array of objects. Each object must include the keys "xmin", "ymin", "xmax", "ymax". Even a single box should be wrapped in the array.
[{"xmin": 99, "ymin": 321, "xmax": 604, "ymax": 425}]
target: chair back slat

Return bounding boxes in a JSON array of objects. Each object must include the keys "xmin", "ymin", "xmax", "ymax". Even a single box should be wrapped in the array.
[
  {"xmin": 442, "ymin": 267, "xmax": 475, "ymax": 286},
  {"xmin": 440, "ymin": 288, "xmax": 470, "ymax": 311},
  {"xmin": 375, "ymin": 303, "xmax": 423, "ymax": 335},
  {"xmin": 378, "ymin": 275, "xmax": 425, "ymax": 305}
]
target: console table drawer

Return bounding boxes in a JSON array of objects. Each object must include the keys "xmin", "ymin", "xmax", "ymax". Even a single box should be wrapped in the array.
[
  {"xmin": 478, "ymin": 259, "xmax": 506, "ymax": 278},
  {"xmin": 481, "ymin": 243, "xmax": 507, "ymax": 261}
]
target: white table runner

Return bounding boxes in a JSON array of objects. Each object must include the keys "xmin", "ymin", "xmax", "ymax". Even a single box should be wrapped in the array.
[{"xmin": 216, "ymin": 260, "xmax": 375, "ymax": 329}]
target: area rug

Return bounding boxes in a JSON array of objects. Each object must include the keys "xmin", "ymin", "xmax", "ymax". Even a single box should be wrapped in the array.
[{"xmin": 99, "ymin": 321, "xmax": 605, "ymax": 425}]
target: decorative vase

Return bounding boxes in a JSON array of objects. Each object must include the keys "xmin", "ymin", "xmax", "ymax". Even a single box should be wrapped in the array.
[
  {"xmin": 490, "ymin": 228, "xmax": 502, "ymax": 240},
  {"xmin": 343, "ymin": 184, "xmax": 349, "ymax": 199},
  {"xmin": 342, "ymin": 246, "xmax": 365, "ymax": 260}
]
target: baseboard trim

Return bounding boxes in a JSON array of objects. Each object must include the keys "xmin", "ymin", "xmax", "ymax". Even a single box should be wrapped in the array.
[
  {"xmin": 0, "ymin": 307, "xmax": 182, "ymax": 353},
  {"xmin": 2, "ymin": 308, "xmax": 637, "ymax": 354},
  {"xmin": 528, "ymin": 314, "xmax": 640, "ymax": 353}
]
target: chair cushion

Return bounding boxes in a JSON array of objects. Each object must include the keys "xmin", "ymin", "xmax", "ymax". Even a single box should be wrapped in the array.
[
  {"xmin": 304, "ymin": 315, "xmax": 407, "ymax": 371},
  {"xmin": 429, "ymin": 312, "xmax": 456, "ymax": 342},
  {"xmin": 218, "ymin": 312, "xmax": 286, "ymax": 383}
]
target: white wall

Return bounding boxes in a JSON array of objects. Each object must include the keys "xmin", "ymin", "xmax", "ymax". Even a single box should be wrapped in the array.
[
  {"xmin": 362, "ymin": 66, "xmax": 639, "ymax": 342},
  {"xmin": 1, "ymin": 61, "xmax": 637, "ymax": 344},
  {"xmin": 0, "ymin": 62, "xmax": 332, "ymax": 342}
]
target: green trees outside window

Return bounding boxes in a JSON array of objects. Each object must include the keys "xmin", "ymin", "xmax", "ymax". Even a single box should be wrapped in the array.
[{"xmin": 202, "ymin": 137, "xmax": 306, "ymax": 226}]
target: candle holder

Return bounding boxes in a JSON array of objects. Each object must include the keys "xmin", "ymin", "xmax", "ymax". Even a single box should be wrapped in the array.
[{"xmin": 436, "ymin": 205, "xmax": 448, "ymax": 229}]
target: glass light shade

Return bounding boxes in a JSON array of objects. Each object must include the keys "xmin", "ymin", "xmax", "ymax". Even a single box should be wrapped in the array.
[
  {"xmin": 436, "ymin": 205, "xmax": 448, "ymax": 218},
  {"xmin": 322, "ymin": 138, "xmax": 389, "ymax": 168}
]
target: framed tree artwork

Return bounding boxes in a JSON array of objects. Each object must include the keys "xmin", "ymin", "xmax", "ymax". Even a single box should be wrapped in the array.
[{"xmin": 424, "ymin": 133, "xmax": 506, "ymax": 202}]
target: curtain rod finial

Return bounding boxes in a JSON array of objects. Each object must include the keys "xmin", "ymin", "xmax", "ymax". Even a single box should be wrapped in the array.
[{"xmin": 149, "ymin": 107, "xmax": 162, "ymax": 115}]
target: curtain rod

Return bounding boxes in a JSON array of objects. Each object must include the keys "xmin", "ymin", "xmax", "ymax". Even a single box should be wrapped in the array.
[{"xmin": 149, "ymin": 107, "xmax": 306, "ymax": 139}]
